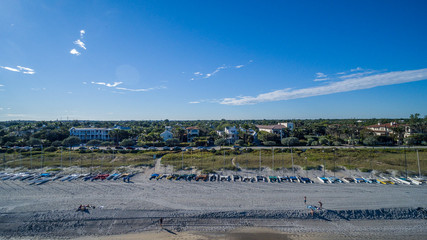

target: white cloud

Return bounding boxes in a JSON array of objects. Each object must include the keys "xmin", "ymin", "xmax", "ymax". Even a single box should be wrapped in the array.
[
  {"xmin": 82, "ymin": 82, "xmax": 87, "ymax": 84},
  {"xmin": 80, "ymin": 30, "xmax": 85, "ymax": 38},
  {"xmin": 314, "ymin": 72, "xmax": 329, "ymax": 81},
  {"xmin": 1, "ymin": 66, "xmax": 20, "ymax": 72},
  {"xmin": 189, "ymin": 101, "xmax": 200, "ymax": 104},
  {"xmin": 191, "ymin": 62, "xmax": 248, "ymax": 81},
  {"xmin": 0, "ymin": 84, "xmax": 4, "ymax": 87},
  {"xmin": 73, "ymin": 39, "xmax": 86, "ymax": 50},
  {"xmin": 115, "ymin": 86, "xmax": 166, "ymax": 92},
  {"xmin": 1, "ymin": 65, "xmax": 35, "ymax": 74},
  {"xmin": 219, "ymin": 68, "xmax": 427, "ymax": 105},
  {"xmin": 351, "ymin": 67, "xmax": 363, "ymax": 72},
  {"xmin": 70, "ymin": 49, "xmax": 80, "ymax": 55},
  {"xmin": 91, "ymin": 81, "xmax": 123, "ymax": 87},
  {"xmin": 17, "ymin": 66, "xmax": 34, "ymax": 72}
]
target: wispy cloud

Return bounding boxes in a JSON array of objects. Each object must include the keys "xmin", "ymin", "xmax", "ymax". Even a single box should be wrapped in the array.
[
  {"xmin": 219, "ymin": 68, "xmax": 427, "ymax": 105},
  {"xmin": 70, "ymin": 30, "xmax": 86, "ymax": 55},
  {"xmin": 1, "ymin": 66, "xmax": 20, "ymax": 72},
  {"xmin": 115, "ymin": 86, "xmax": 166, "ymax": 92},
  {"xmin": 90, "ymin": 81, "xmax": 165, "ymax": 93},
  {"xmin": 190, "ymin": 60, "xmax": 252, "ymax": 81},
  {"xmin": 73, "ymin": 39, "xmax": 86, "ymax": 50},
  {"xmin": 1, "ymin": 65, "xmax": 35, "ymax": 74},
  {"xmin": 91, "ymin": 81, "xmax": 123, "ymax": 87},
  {"xmin": 70, "ymin": 49, "xmax": 80, "ymax": 55},
  {"xmin": 314, "ymin": 72, "xmax": 328, "ymax": 81},
  {"xmin": 189, "ymin": 101, "xmax": 200, "ymax": 104}
]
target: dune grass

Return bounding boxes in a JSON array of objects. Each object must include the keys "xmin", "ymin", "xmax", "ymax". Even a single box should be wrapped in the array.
[{"xmin": 1, "ymin": 148, "xmax": 426, "ymax": 175}]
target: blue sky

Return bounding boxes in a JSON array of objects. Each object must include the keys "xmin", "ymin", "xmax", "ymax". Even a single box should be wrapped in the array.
[{"xmin": 1, "ymin": 0, "xmax": 426, "ymax": 120}]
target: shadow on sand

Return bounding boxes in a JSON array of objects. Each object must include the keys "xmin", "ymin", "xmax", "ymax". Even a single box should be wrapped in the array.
[{"xmin": 161, "ymin": 228, "xmax": 177, "ymax": 235}]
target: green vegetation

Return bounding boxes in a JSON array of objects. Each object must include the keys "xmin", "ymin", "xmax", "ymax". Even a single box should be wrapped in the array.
[{"xmin": 0, "ymin": 148, "xmax": 425, "ymax": 175}]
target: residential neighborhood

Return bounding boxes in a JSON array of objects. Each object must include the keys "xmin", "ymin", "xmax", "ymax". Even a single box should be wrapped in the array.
[{"xmin": 0, "ymin": 114, "xmax": 426, "ymax": 149}]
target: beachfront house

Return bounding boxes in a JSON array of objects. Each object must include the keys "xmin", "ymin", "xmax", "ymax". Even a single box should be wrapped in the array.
[
  {"xmin": 160, "ymin": 126, "xmax": 174, "ymax": 142},
  {"xmin": 70, "ymin": 127, "xmax": 112, "ymax": 142},
  {"xmin": 256, "ymin": 122, "xmax": 293, "ymax": 141},
  {"xmin": 186, "ymin": 126, "xmax": 200, "ymax": 142},
  {"xmin": 365, "ymin": 122, "xmax": 399, "ymax": 136}
]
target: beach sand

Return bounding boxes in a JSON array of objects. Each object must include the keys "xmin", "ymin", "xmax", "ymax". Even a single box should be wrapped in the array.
[{"xmin": 1, "ymin": 168, "xmax": 426, "ymax": 239}]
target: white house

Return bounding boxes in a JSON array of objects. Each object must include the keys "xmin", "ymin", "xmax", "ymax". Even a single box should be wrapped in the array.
[
  {"xmin": 70, "ymin": 127, "xmax": 112, "ymax": 142},
  {"xmin": 224, "ymin": 126, "xmax": 239, "ymax": 144},
  {"xmin": 160, "ymin": 126, "xmax": 174, "ymax": 142}
]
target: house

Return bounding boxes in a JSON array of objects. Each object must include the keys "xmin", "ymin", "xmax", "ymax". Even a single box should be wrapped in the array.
[
  {"xmin": 224, "ymin": 126, "xmax": 239, "ymax": 144},
  {"xmin": 186, "ymin": 127, "xmax": 200, "ymax": 142},
  {"xmin": 160, "ymin": 126, "xmax": 174, "ymax": 142},
  {"xmin": 256, "ymin": 122, "xmax": 293, "ymax": 140},
  {"xmin": 70, "ymin": 127, "xmax": 112, "ymax": 142},
  {"xmin": 365, "ymin": 122, "xmax": 399, "ymax": 136}
]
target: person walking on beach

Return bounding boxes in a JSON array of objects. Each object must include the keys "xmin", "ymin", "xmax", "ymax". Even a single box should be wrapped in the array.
[
  {"xmin": 304, "ymin": 196, "xmax": 307, "ymax": 205},
  {"xmin": 318, "ymin": 201, "xmax": 323, "ymax": 210},
  {"xmin": 159, "ymin": 217, "xmax": 163, "ymax": 229}
]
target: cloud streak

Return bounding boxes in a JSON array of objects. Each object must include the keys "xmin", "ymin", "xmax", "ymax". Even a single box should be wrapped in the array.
[
  {"xmin": 1, "ymin": 65, "xmax": 35, "ymax": 74},
  {"xmin": 70, "ymin": 29, "xmax": 86, "ymax": 55},
  {"xmin": 190, "ymin": 61, "xmax": 251, "ymax": 81},
  {"xmin": 73, "ymin": 39, "xmax": 86, "ymax": 50},
  {"xmin": 219, "ymin": 68, "xmax": 427, "ymax": 105},
  {"xmin": 90, "ymin": 81, "xmax": 165, "ymax": 93},
  {"xmin": 91, "ymin": 81, "xmax": 123, "ymax": 87}
]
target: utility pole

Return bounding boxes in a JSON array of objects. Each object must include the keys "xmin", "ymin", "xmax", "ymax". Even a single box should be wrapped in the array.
[
  {"xmin": 259, "ymin": 149, "xmax": 262, "ymax": 171},
  {"xmin": 60, "ymin": 147, "xmax": 63, "ymax": 168},
  {"xmin": 404, "ymin": 146, "xmax": 408, "ymax": 178},
  {"xmin": 305, "ymin": 157, "xmax": 308, "ymax": 177},
  {"xmin": 416, "ymin": 149, "xmax": 421, "ymax": 177},
  {"xmin": 333, "ymin": 149, "xmax": 336, "ymax": 178},
  {"xmin": 41, "ymin": 145, "xmax": 44, "ymax": 169},
  {"xmin": 223, "ymin": 150, "xmax": 226, "ymax": 170},
  {"xmin": 272, "ymin": 147, "xmax": 274, "ymax": 170},
  {"xmin": 291, "ymin": 147, "xmax": 295, "ymax": 175},
  {"xmin": 181, "ymin": 151, "xmax": 184, "ymax": 170},
  {"xmin": 322, "ymin": 149, "xmax": 325, "ymax": 177}
]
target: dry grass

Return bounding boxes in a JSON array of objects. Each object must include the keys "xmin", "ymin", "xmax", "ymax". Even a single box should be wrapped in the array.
[{"xmin": 2, "ymin": 148, "xmax": 426, "ymax": 175}]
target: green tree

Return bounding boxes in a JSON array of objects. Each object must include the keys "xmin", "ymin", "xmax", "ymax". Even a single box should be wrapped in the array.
[
  {"xmin": 62, "ymin": 136, "xmax": 81, "ymax": 149},
  {"xmin": 28, "ymin": 137, "xmax": 42, "ymax": 146},
  {"xmin": 120, "ymin": 139, "xmax": 135, "ymax": 147},
  {"xmin": 214, "ymin": 138, "xmax": 226, "ymax": 146},
  {"xmin": 281, "ymin": 137, "xmax": 299, "ymax": 146},
  {"xmin": 87, "ymin": 139, "xmax": 102, "ymax": 146},
  {"xmin": 363, "ymin": 136, "xmax": 378, "ymax": 146},
  {"xmin": 165, "ymin": 138, "xmax": 180, "ymax": 146}
]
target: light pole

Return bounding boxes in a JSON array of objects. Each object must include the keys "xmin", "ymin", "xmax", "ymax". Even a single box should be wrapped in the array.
[
  {"xmin": 291, "ymin": 146, "xmax": 295, "ymax": 175},
  {"xmin": 322, "ymin": 149, "xmax": 325, "ymax": 177},
  {"xmin": 272, "ymin": 147, "xmax": 275, "ymax": 171},
  {"xmin": 60, "ymin": 147, "xmax": 63, "ymax": 168},
  {"xmin": 259, "ymin": 149, "xmax": 262, "ymax": 171},
  {"xmin": 404, "ymin": 145, "xmax": 408, "ymax": 178},
  {"xmin": 333, "ymin": 149, "xmax": 336, "ymax": 178},
  {"xmin": 305, "ymin": 157, "xmax": 308, "ymax": 177}
]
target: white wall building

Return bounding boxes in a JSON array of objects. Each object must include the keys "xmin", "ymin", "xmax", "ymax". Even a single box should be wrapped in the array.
[
  {"xmin": 160, "ymin": 126, "xmax": 174, "ymax": 142},
  {"xmin": 224, "ymin": 126, "xmax": 239, "ymax": 144},
  {"xmin": 70, "ymin": 127, "xmax": 112, "ymax": 142}
]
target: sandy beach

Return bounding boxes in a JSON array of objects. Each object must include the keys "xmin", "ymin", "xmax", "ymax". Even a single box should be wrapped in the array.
[{"xmin": 1, "ymin": 167, "xmax": 426, "ymax": 239}]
